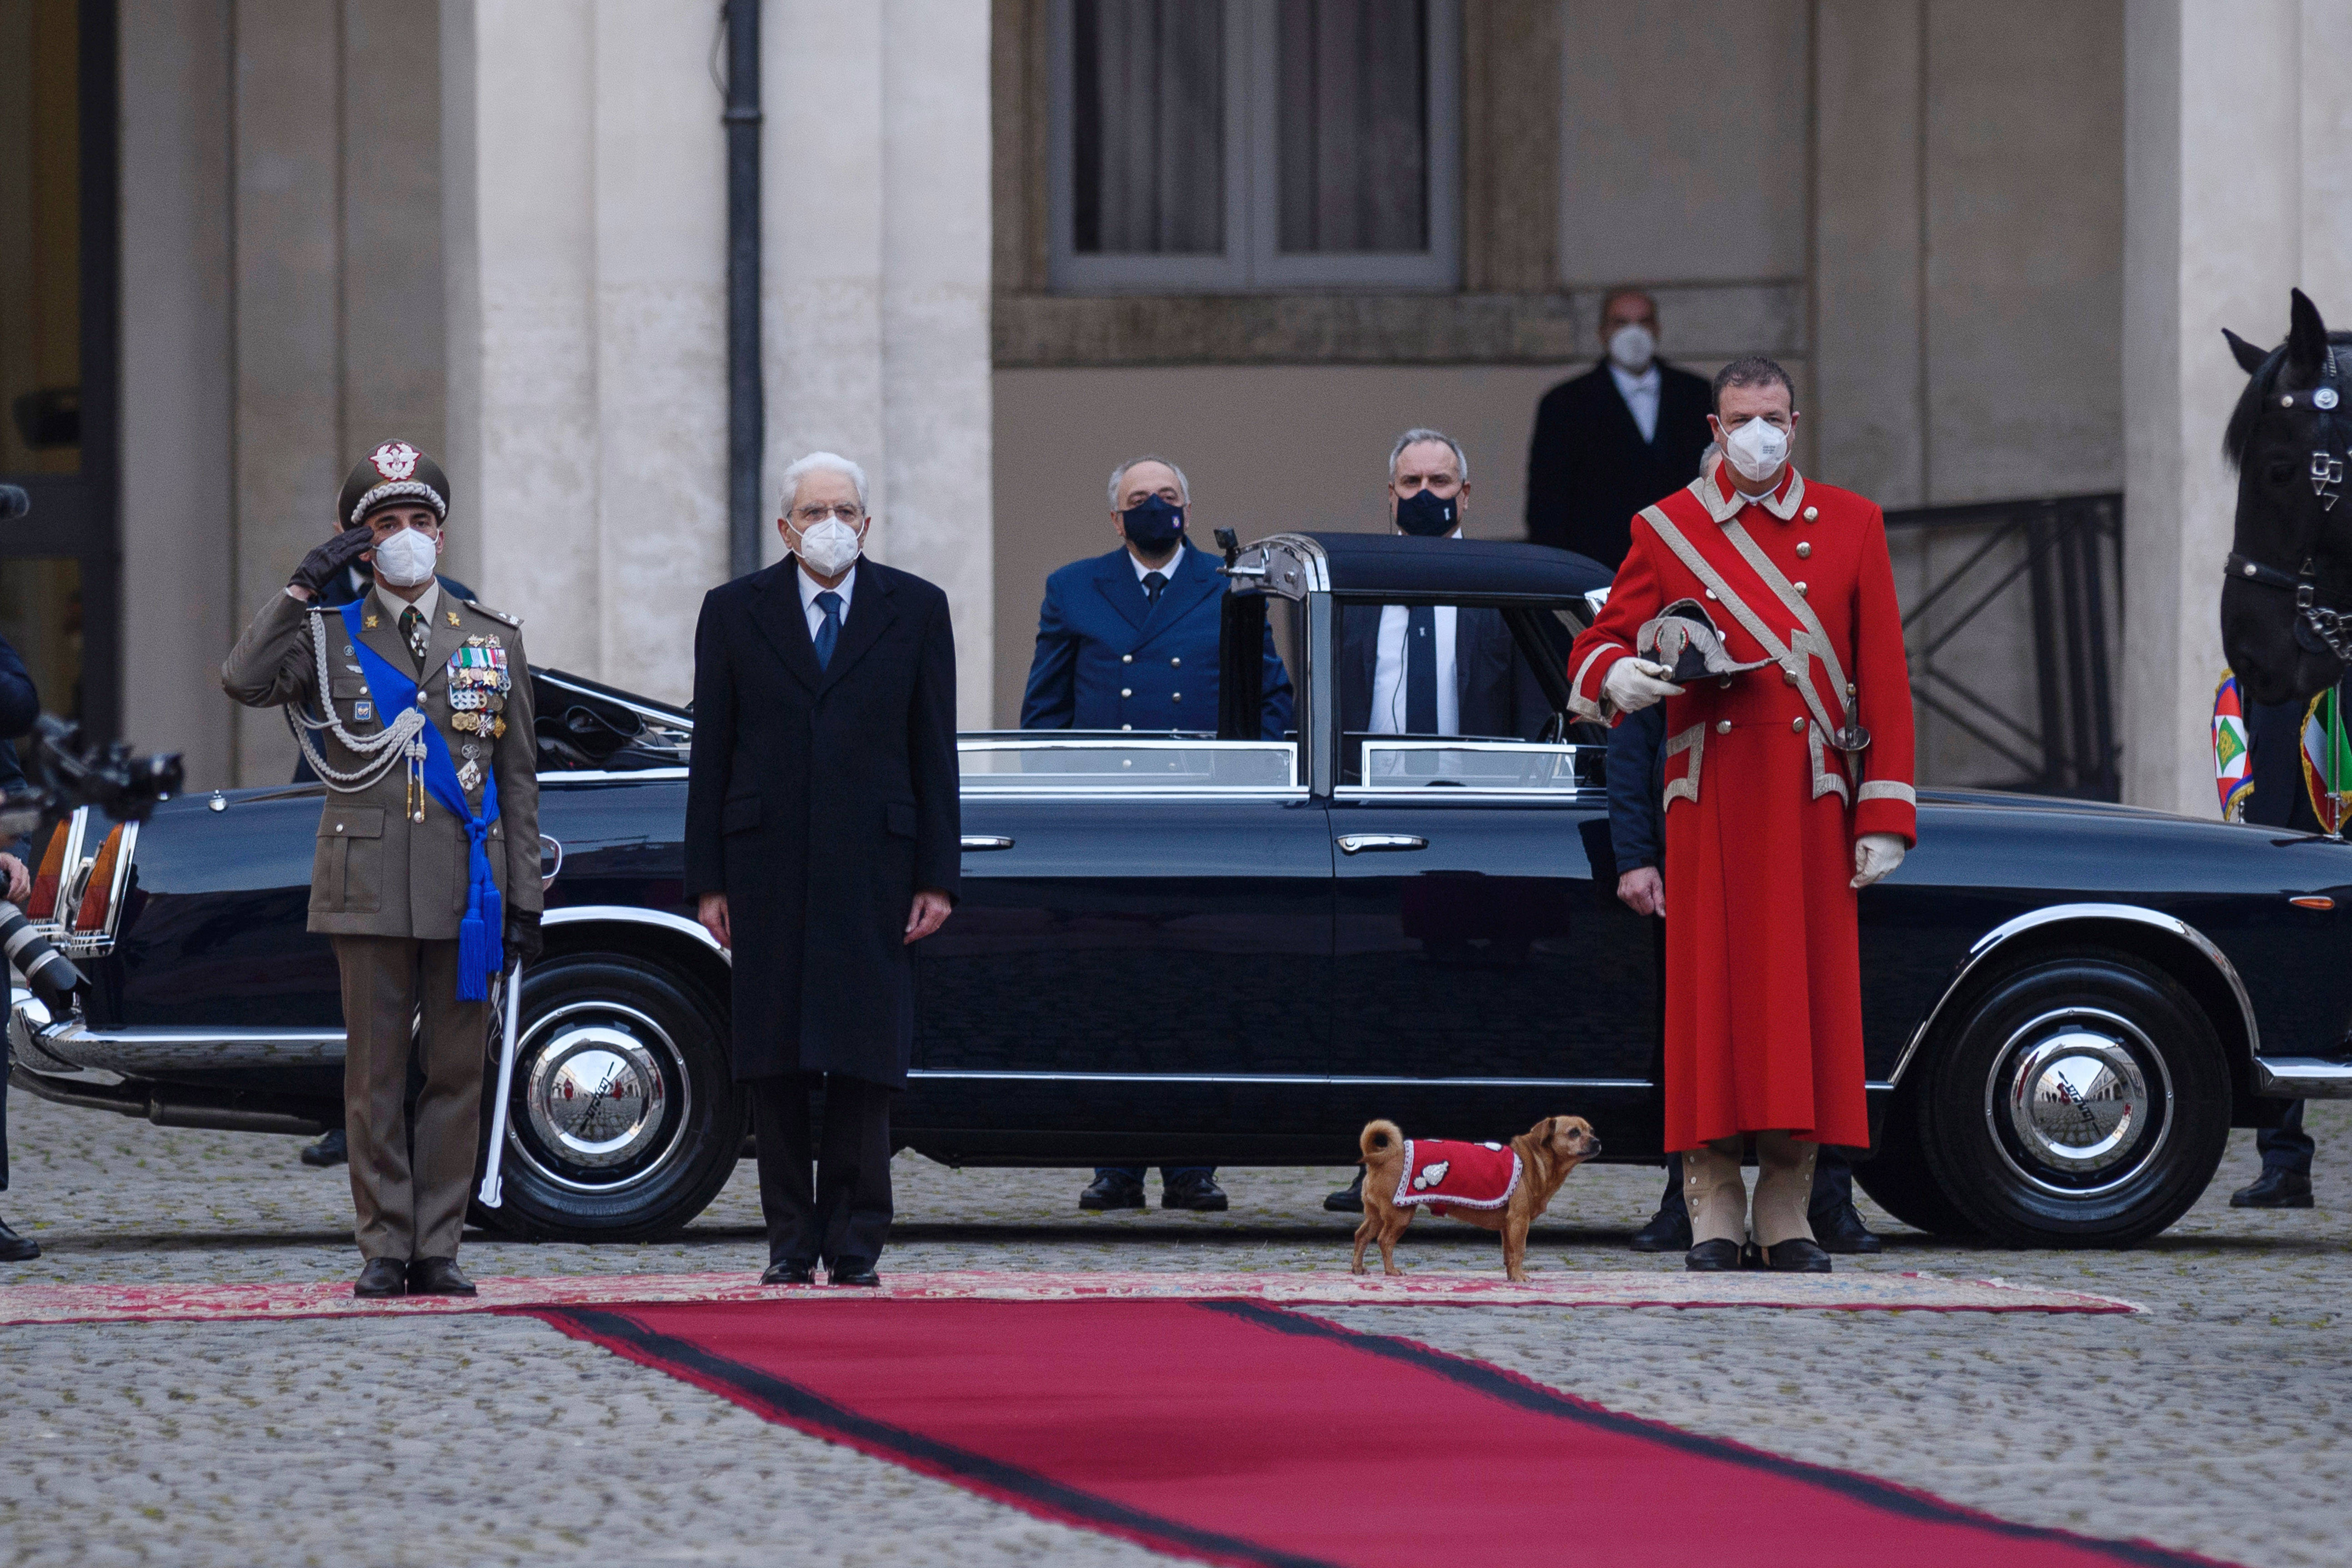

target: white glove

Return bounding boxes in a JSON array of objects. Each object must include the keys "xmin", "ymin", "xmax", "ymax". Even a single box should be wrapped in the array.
[
  {"xmin": 1851, "ymin": 832, "xmax": 1906, "ymax": 890},
  {"xmin": 1602, "ymin": 656, "xmax": 1684, "ymax": 715}
]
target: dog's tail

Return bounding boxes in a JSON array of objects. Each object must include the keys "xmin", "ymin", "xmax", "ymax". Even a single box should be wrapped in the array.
[{"xmin": 1360, "ymin": 1118, "xmax": 1403, "ymax": 1162}]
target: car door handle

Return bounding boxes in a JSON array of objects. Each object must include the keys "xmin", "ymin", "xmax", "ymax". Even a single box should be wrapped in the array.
[
  {"xmin": 1335, "ymin": 833, "xmax": 1428, "ymax": 855},
  {"xmin": 961, "ymin": 835, "xmax": 1016, "ymax": 852}
]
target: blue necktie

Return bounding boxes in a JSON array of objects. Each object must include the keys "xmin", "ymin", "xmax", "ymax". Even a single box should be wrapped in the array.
[
  {"xmin": 813, "ymin": 590, "xmax": 843, "ymax": 670},
  {"xmin": 1406, "ymin": 605, "xmax": 1438, "ymax": 734}
]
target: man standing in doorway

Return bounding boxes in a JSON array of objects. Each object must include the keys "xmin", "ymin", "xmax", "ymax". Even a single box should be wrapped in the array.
[
  {"xmin": 1567, "ymin": 360, "xmax": 1916, "ymax": 1272},
  {"xmin": 224, "ymin": 442, "xmax": 542, "ymax": 1298},
  {"xmin": 1525, "ymin": 290, "xmax": 1714, "ymax": 568}
]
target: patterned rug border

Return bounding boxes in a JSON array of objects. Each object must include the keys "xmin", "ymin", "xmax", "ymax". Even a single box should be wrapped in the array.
[{"xmin": 0, "ymin": 1268, "xmax": 2141, "ymax": 1325}]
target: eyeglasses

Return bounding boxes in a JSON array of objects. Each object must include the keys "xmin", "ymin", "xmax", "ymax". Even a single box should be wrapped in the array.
[{"xmin": 790, "ymin": 504, "xmax": 866, "ymax": 526}]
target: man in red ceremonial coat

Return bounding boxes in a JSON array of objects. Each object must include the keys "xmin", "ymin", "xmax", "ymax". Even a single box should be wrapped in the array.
[{"xmin": 1566, "ymin": 357, "xmax": 1916, "ymax": 1273}]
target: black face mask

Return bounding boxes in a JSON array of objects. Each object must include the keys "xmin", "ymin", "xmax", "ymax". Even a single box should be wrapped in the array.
[
  {"xmin": 1122, "ymin": 495, "xmax": 1186, "ymax": 552},
  {"xmin": 1395, "ymin": 487, "xmax": 1458, "ymax": 536}
]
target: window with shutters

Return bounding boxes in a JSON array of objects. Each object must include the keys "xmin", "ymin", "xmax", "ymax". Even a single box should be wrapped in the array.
[{"xmin": 1049, "ymin": 0, "xmax": 1460, "ymax": 292}]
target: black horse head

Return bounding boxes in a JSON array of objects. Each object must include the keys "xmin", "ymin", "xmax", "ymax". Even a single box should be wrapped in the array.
[{"xmin": 2221, "ymin": 289, "xmax": 2352, "ymax": 705}]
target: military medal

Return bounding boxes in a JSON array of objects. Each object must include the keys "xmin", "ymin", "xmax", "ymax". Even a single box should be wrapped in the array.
[
  {"xmin": 447, "ymin": 610, "xmax": 462, "ymax": 626},
  {"xmin": 363, "ymin": 612, "xmax": 380, "ymax": 630}
]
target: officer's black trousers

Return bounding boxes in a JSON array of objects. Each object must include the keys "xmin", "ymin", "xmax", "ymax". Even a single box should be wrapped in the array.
[{"xmin": 747, "ymin": 1073, "xmax": 895, "ymax": 1269}]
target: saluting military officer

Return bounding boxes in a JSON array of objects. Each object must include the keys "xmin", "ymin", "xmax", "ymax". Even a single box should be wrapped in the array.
[{"xmin": 222, "ymin": 440, "xmax": 542, "ymax": 1298}]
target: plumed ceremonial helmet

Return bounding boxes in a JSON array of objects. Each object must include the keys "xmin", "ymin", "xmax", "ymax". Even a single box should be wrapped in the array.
[
  {"xmin": 336, "ymin": 440, "xmax": 450, "ymax": 531},
  {"xmin": 1637, "ymin": 599, "xmax": 1775, "ymax": 684}
]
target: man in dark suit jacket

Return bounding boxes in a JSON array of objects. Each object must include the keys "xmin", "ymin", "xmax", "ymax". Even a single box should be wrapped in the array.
[
  {"xmin": 1524, "ymin": 290, "xmax": 1714, "ymax": 567},
  {"xmin": 1338, "ymin": 429, "xmax": 1548, "ymax": 747},
  {"xmin": 686, "ymin": 451, "xmax": 961, "ymax": 1287},
  {"xmin": 1025, "ymin": 455, "xmax": 1291, "ymax": 1215},
  {"xmin": 1021, "ymin": 455, "xmax": 1293, "ymax": 738}
]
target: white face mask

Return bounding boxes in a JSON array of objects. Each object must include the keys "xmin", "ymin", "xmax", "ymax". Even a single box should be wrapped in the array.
[
  {"xmin": 1721, "ymin": 416, "xmax": 1790, "ymax": 482},
  {"xmin": 1607, "ymin": 323, "xmax": 1656, "ymax": 374},
  {"xmin": 371, "ymin": 525, "xmax": 440, "ymax": 587},
  {"xmin": 795, "ymin": 518, "xmax": 864, "ymax": 577}
]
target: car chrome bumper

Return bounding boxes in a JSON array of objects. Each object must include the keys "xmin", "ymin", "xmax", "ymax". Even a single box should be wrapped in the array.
[
  {"xmin": 9, "ymin": 992, "xmax": 345, "ymax": 1075},
  {"xmin": 2251, "ymin": 1054, "xmax": 2352, "ymax": 1099}
]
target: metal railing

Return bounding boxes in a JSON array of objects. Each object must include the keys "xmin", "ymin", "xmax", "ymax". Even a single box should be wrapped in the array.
[{"xmin": 1886, "ymin": 492, "xmax": 2122, "ymax": 801}]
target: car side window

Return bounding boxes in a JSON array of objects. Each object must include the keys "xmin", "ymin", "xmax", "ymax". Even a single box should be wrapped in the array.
[{"xmin": 958, "ymin": 737, "xmax": 1299, "ymax": 792}]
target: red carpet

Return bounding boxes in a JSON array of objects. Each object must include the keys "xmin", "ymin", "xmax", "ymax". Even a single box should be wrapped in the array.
[{"xmin": 529, "ymin": 1298, "xmax": 2222, "ymax": 1568}]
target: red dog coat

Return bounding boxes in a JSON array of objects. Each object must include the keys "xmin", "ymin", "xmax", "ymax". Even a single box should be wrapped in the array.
[{"xmin": 1391, "ymin": 1139, "xmax": 1521, "ymax": 1217}]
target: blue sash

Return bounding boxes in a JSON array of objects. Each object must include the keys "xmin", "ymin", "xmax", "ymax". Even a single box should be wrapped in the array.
[{"xmin": 338, "ymin": 600, "xmax": 505, "ymax": 999}]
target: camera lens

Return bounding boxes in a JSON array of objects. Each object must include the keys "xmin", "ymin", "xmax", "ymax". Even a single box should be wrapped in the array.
[{"xmin": 0, "ymin": 902, "xmax": 83, "ymax": 1014}]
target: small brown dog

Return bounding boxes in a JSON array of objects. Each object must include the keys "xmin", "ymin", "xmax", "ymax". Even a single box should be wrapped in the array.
[{"xmin": 1351, "ymin": 1115, "xmax": 1602, "ymax": 1282}]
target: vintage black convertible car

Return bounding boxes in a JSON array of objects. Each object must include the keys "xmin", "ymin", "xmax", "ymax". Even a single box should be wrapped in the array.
[{"xmin": 12, "ymin": 532, "xmax": 2352, "ymax": 1248}]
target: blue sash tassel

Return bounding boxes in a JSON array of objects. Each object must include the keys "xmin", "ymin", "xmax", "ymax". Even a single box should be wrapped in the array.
[{"xmin": 339, "ymin": 601, "xmax": 505, "ymax": 999}]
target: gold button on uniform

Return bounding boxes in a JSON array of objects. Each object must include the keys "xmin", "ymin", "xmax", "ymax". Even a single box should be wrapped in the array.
[
  {"xmin": 1716, "ymin": 720, "xmax": 1731, "ymax": 734},
  {"xmin": 1796, "ymin": 542, "xmax": 1812, "ymax": 559},
  {"xmin": 1792, "ymin": 717, "xmax": 1807, "ymax": 732}
]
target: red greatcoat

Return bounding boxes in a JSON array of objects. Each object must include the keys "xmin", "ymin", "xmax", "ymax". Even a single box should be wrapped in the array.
[{"xmin": 1567, "ymin": 463, "xmax": 1917, "ymax": 1152}]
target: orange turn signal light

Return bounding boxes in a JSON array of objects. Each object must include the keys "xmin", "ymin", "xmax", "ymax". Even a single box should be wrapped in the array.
[
  {"xmin": 2289, "ymin": 895, "xmax": 2336, "ymax": 911},
  {"xmin": 26, "ymin": 820, "xmax": 67, "ymax": 920},
  {"xmin": 74, "ymin": 824, "xmax": 125, "ymax": 933}
]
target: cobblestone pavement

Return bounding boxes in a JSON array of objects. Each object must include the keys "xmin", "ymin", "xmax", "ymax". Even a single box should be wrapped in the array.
[{"xmin": 2, "ymin": 1091, "xmax": 2346, "ymax": 1566}]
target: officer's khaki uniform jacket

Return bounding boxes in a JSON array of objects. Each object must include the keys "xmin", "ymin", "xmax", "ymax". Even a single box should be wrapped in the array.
[{"xmin": 222, "ymin": 587, "xmax": 541, "ymax": 937}]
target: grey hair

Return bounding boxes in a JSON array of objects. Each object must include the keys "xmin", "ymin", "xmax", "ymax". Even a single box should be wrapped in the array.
[
  {"xmin": 1388, "ymin": 427, "xmax": 1469, "ymax": 484},
  {"xmin": 1106, "ymin": 454, "xmax": 1191, "ymax": 509},
  {"xmin": 781, "ymin": 451, "xmax": 870, "ymax": 513}
]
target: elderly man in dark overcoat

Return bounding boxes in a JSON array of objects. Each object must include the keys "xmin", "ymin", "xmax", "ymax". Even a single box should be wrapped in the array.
[{"xmin": 686, "ymin": 451, "xmax": 961, "ymax": 1287}]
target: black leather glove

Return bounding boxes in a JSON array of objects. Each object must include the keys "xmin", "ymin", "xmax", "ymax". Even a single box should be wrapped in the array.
[
  {"xmin": 505, "ymin": 907, "xmax": 544, "ymax": 968},
  {"xmin": 288, "ymin": 525, "xmax": 376, "ymax": 598}
]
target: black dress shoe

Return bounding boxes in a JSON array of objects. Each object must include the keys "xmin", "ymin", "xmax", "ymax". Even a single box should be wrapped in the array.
[
  {"xmin": 1811, "ymin": 1204, "xmax": 1883, "ymax": 1254},
  {"xmin": 829, "ymin": 1263, "xmax": 881, "ymax": 1287},
  {"xmin": 2230, "ymin": 1168, "xmax": 2315, "ymax": 1209},
  {"xmin": 1629, "ymin": 1205, "xmax": 1691, "ymax": 1253},
  {"xmin": 1761, "ymin": 1238, "xmax": 1833, "ymax": 1273},
  {"xmin": 0, "ymin": 1214, "xmax": 40, "ymax": 1263},
  {"xmin": 761, "ymin": 1261, "xmax": 816, "ymax": 1286},
  {"xmin": 300, "ymin": 1128, "xmax": 348, "ymax": 1167},
  {"xmin": 406, "ymin": 1257, "xmax": 478, "ymax": 1296},
  {"xmin": 1079, "ymin": 1172, "xmax": 1146, "ymax": 1211},
  {"xmin": 354, "ymin": 1257, "xmax": 408, "ymax": 1298},
  {"xmin": 1162, "ymin": 1172, "xmax": 1229, "ymax": 1212},
  {"xmin": 1324, "ymin": 1171, "xmax": 1366, "ymax": 1213},
  {"xmin": 1685, "ymin": 1238, "xmax": 1743, "ymax": 1271}
]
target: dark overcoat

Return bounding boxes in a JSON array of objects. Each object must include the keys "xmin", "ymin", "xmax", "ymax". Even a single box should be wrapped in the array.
[
  {"xmin": 683, "ymin": 556, "xmax": 961, "ymax": 1086},
  {"xmin": 1523, "ymin": 360, "xmax": 1714, "ymax": 568}
]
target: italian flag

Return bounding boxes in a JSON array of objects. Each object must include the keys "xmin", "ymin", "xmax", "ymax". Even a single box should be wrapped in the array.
[
  {"xmin": 2213, "ymin": 671, "xmax": 2252, "ymax": 821},
  {"xmin": 2302, "ymin": 687, "xmax": 2352, "ymax": 835}
]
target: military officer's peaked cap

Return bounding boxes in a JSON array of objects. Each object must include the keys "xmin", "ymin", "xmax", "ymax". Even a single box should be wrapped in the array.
[{"xmin": 338, "ymin": 440, "xmax": 451, "ymax": 529}]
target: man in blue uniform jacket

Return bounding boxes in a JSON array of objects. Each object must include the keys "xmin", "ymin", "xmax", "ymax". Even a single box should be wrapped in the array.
[
  {"xmin": 1021, "ymin": 455, "xmax": 1293, "ymax": 740},
  {"xmin": 1022, "ymin": 455, "xmax": 1293, "ymax": 1213}
]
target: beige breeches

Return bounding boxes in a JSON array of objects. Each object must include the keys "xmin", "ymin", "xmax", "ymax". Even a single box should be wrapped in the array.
[{"xmin": 1682, "ymin": 1131, "xmax": 1817, "ymax": 1248}]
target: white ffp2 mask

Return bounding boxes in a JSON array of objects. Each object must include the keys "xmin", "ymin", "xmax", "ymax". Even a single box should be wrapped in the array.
[
  {"xmin": 796, "ymin": 519, "xmax": 863, "ymax": 576},
  {"xmin": 371, "ymin": 525, "xmax": 439, "ymax": 587},
  {"xmin": 1607, "ymin": 324, "xmax": 1656, "ymax": 374},
  {"xmin": 1721, "ymin": 417, "xmax": 1789, "ymax": 482}
]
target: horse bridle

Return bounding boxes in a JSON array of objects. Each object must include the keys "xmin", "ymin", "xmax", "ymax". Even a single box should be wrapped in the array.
[{"xmin": 2225, "ymin": 343, "xmax": 2352, "ymax": 661}]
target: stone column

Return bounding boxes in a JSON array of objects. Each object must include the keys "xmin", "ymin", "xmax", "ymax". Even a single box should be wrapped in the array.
[
  {"xmin": 120, "ymin": 0, "xmax": 235, "ymax": 789},
  {"xmin": 2121, "ymin": 0, "xmax": 2334, "ymax": 814}
]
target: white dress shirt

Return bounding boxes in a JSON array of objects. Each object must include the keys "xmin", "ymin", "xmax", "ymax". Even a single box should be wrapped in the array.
[
  {"xmin": 1129, "ymin": 544, "xmax": 1184, "ymax": 591},
  {"xmin": 798, "ymin": 560, "xmax": 857, "ymax": 640},
  {"xmin": 1610, "ymin": 360, "xmax": 1662, "ymax": 445},
  {"xmin": 1369, "ymin": 603, "xmax": 1459, "ymax": 736}
]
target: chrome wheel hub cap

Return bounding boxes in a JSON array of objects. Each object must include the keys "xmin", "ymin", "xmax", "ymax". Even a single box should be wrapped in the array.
[
  {"xmin": 525, "ymin": 1022, "xmax": 668, "ymax": 1168},
  {"xmin": 1986, "ymin": 1007, "xmax": 2172, "ymax": 1196}
]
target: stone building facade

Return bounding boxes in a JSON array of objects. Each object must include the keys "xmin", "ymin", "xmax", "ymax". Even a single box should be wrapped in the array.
[{"xmin": 0, "ymin": 0, "xmax": 2337, "ymax": 812}]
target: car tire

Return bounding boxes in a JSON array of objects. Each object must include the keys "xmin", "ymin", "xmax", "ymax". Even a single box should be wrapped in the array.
[
  {"xmin": 468, "ymin": 952, "xmax": 741, "ymax": 1242},
  {"xmin": 1851, "ymin": 1081, "xmax": 1978, "ymax": 1239},
  {"xmin": 1914, "ymin": 947, "xmax": 2230, "ymax": 1249}
]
